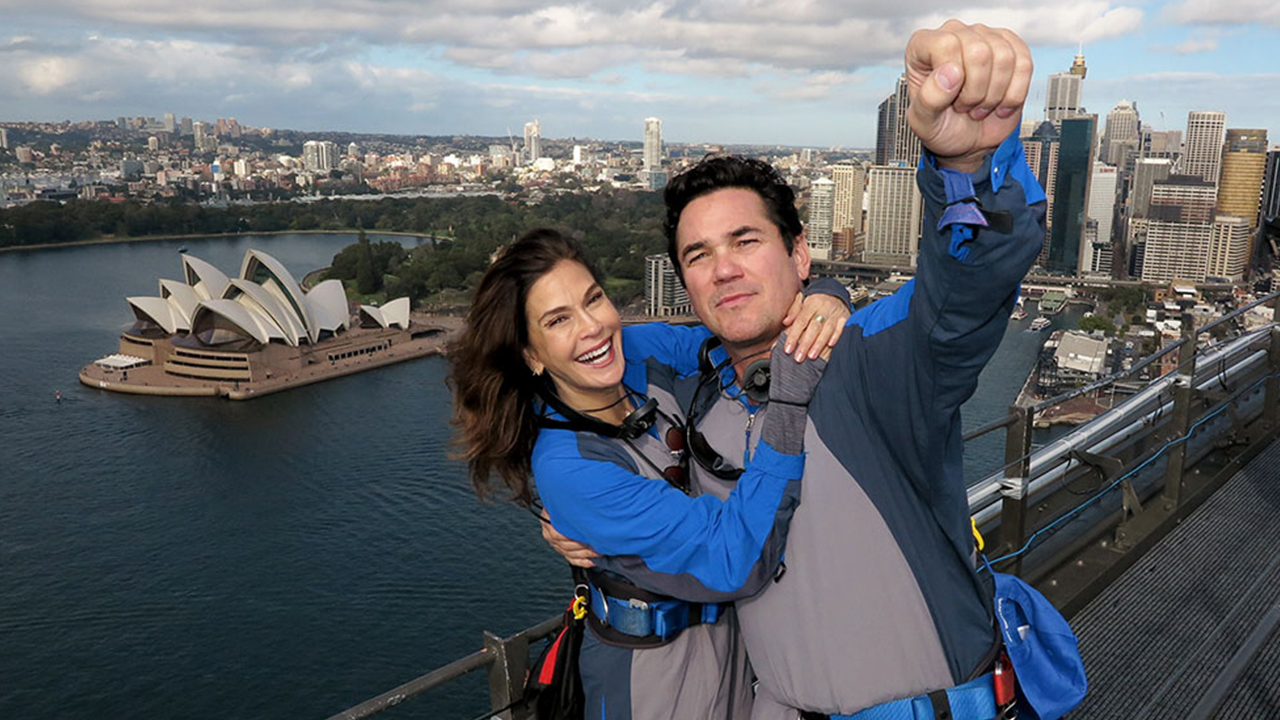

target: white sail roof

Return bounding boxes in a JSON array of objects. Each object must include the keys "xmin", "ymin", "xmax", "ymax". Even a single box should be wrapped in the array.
[
  {"xmin": 127, "ymin": 296, "xmax": 179, "ymax": 334},
  {"xmin": 239, "ymin": 249, "xmax": 318, "ymax": 343},
  {"xmin": 224, "ymin": 278, "xmax": 306, "ymax": 347},
  {"xmin": 181, "ymin": 254, "xmax": 230, "ymax": 300},
  {"xmin": 305, "ymin": 279, "xmax": 350, "ymax": 334},
  {"xmin": 158, "ymin": 279, "xmax": 201, "ymax": 331},
  {"xmin": 359, "ymin": 297, "xmax": 411, "ymax": 330}
]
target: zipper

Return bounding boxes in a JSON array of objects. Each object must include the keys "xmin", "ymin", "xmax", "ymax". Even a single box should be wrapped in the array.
[{"xmin": 743, "ymin": 409, "xmax": 757, "ymax": 468}]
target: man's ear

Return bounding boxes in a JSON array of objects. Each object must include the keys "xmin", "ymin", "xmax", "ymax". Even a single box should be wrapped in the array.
[{"xmin": 792, "ymin": 231, "xmax": 812, "ymax": 281}]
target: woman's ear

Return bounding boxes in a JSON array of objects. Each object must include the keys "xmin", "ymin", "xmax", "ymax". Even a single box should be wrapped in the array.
[{"xmin": 523, "ymin": 348, "xmax": 545, "ymax": 376}]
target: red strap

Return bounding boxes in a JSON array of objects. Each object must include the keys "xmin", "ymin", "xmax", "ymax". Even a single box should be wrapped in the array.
[
  {"xmin": 994, "ymin": 652, "xmax": 1016, "ymax": 706},
  {"xmin": 537, "ymin": 627, "xmax": 568, "ymax": 686}
]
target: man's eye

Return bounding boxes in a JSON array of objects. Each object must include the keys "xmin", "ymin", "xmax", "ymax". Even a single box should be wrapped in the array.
[
  {"xmin": 738, "ymin": 237, "xmax": 759, "ymax": 247},
  {"xmin": 687, "ymin": 252, "xmax": 707, "ymax": 265}
]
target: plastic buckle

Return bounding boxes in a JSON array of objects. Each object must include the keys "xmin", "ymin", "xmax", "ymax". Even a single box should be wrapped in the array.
[{"xmin": 628, "ymin": 597, "xmax": 649, "ymax": 611}]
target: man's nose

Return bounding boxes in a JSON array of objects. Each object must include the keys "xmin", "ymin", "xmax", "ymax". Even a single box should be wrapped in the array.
[{"xmin": 712, "ymin": 252, "xmax": 742, "ymax": 281}]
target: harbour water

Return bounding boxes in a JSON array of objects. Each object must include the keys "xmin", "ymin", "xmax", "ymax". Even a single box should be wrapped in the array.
[{"xmin": 0, "ymin": 234, "xmax": 1080, "ymax": 718}]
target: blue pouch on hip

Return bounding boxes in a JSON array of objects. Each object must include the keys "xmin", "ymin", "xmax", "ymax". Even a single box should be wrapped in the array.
[{"xmin": 989, "ymin": 566, "xmax": 1088, "ymax": 720}]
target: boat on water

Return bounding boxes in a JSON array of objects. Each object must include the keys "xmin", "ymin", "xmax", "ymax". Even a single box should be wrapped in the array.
[
  {"xmin": 1011, "ymin": 302, "xmax": 1028, "ymax": 321},
  {"xmin": 1028, "ymin": 316, "xmax": 1052, "ymax": 332}
]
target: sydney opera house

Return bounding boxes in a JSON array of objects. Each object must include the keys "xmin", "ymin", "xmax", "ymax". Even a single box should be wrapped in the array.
[{"xmin": 80, "ymin": 249, "xmax": 452, "ymax": 399}]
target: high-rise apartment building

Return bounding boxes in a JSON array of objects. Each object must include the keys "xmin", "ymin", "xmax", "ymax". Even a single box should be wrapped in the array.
[
  {"xmin": 302, "ymin": 140, "xmax": 338, "ymax": 172},
  {"xmin": 1085, "ymin": 162, "xmax": 1119, "ymax": 275},
  {"xmin": 192, "ymin": 121, "xmax": 212, "ymax": 152},
  {"xmin": 524, "ymin": 119, "xmax": 541, "ymax": 165},
  {"xmin": 1217, "ymin": 129, "xmax": 1268, "ymax": 231},
  {"xmin": 0, "ymin": 128, "xmax": 8, "ymax": 150},
  {"xmin": 645, "ymin": 254, "xmax": 691, "ymax": 317},
  {"xmin": 1183, "ymin": 111, "xmax": 1227, "ymax": 184},
  {"xmin": 1207, "ymin": 215, "xmax": 1250, "ymax": 281},
  {"xmin": 1101, "ymin": 100, "xmax": 1140, "ymax": 166},
  {"xmin": 163, "ymin": 113, "xmax": 176, "ymax": 133},
  {"xmin": 1047, "ymin": 115, "xmax": 1097, "ymax": 275},
  {"xmin": 1141, "ymin": 175, "xmax": 1218, "ymax": 283},
  {"xmin": 807, "ymin": 178, "xmax": 835, "ymax": 261},
  {"xmin": 864, "ymin": 166, "xmax": 922, "ymax": 266},
  {"xmin": 180, "ymin": 117, "xmax": 194, "ymax": 136},
  {"xmin": 643, "ymin": 117, "xmax": 662, "ymax": 171},
  {"xmin": 831, "ymin": 162, "xmax": 865, "ymax": 237},
  {"xmin": 874, "ymin": 75, "xmax": 922, "ymax": 168}
]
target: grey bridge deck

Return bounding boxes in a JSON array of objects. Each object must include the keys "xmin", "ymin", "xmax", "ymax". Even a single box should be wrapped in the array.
[{"xmin": 1070, "ymin": 437, "xmax": 1280, "ymax": 719}]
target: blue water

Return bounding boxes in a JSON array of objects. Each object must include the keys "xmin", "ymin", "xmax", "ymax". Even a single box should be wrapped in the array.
[{"xmin": 0, "ymin": 235, "xmax": 1068, "ymax": 718}]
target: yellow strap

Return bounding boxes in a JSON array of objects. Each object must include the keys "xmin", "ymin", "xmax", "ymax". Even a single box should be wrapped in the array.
[{"xmin": 971, "ymin": 518, "xmax": 985, "ymax": 552}]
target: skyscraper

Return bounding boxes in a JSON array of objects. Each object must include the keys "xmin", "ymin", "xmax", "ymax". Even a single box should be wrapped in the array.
[
  {"xmin": 1141, "ymin": 175, "xmax": 1218, "ymax": 283},
  {"xmin": 1045, "ymin": 53, "xmax": 1086, "ymax": 127},
  {"xmin": 1182, "ymin": 111, "xmax": 1227, "ymax": 184},
  {"xmin": 163, "ymin": 113, "xmax": 176, "ymax": 133},
  {"xmin": 645, "ymin": 254, "xmax": 691, "ymax": 317},
  {"xmin": 643, "ymin": 117, "xmax": 662, "ymax": 171},
  {"xmin": 524, "ymin": 119, "xmax": 541, "ymax": 165},
  {"xmin": 1047, "ymin": 115, "xmax": 1097, "ymax": 275},
  {"xmin": 180, "ymin": 117, "xmax": 194, "ymax": 136},
  {"xmin": 1101, "ymin": 100, "xmax": 1140, "ymax": 166},
  {"xmin": 192, "ymin": 121, "xmax": 211, "ymax": 152},
  {"xmin": 1207, "ymin": 216, "xmax": 1250, "ymax": 281},
  {"xmin": 1263, "ymin": 148, "xmax": 1280, "ymax": 225},
  {"xmin": 0, "ymin": 128, "xmax": 8, "ymax": 150},
  {"xmin": 874, "ymin": 75, "xmax": 921, "ymax": 168},
  {"xmin": 875, "ymin": 96, "xmax": 895, "ymax": 166},
  {"xmin": 865, "ymin": 166, "xmax": 922, "ymax": 266},
  {"xmin": 1131, "ymin": 158, "xmax": 1174, "ymax": 219},
  {"xmin": 807, "ymin": 178, "xmax": 835, "ymax": 261},
  {"xmin": 1085, "ymin": 162, "xmax": 1119, "ymax": 275},
  {"xmin": 831, "ymin": 162, "xmax": 865, "ymax": 237},
  {"xmin": 1217, "ymin": 129, "xmax": 1268, "ymax": 231}
]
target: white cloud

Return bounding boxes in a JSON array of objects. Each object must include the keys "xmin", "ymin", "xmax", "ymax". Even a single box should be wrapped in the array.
[
  {"xmin": 18, "ymin": 56, "xmax": 82, "ymax": 94},
  {"xmin": 1164, "ymin": 0, "xmax": 1280, "ymax": 26}
]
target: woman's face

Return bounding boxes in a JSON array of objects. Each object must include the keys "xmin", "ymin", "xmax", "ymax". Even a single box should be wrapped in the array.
[{"xmin": 523, "ymin": 259, "xmax": 625, "ymax": 408}]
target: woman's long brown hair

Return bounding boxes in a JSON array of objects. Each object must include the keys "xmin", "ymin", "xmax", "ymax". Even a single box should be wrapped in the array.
[{"xmin": 447, "ymin": 228, "xmax": 605, "ymax": 506}]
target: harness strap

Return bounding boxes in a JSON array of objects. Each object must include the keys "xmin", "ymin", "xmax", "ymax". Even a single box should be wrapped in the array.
[
  {"xmin": 799, "ymin": 672, "xmax": 998, "ymax": 720},
  {"xmin": 587, "ymin": 581, "xmax": 724, "ymax": 641}
]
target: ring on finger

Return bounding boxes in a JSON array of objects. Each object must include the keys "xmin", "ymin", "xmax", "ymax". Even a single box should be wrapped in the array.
[{"xmin": 814, "ymin": 314, "xmax": 826, "ymax": 324}]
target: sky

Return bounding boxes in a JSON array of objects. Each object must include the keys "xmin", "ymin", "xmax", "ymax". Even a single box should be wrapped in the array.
[{"xmin": 3, "ymin": 0, "xmax": 1278, "ymax": 148}]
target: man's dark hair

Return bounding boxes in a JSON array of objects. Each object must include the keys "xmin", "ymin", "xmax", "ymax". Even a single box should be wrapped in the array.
[{"xmin": 662, "ymin": 155, "xmax": 803, "ymax": 278}]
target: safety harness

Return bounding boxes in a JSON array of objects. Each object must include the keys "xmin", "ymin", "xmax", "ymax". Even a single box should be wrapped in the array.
[{"xmin": 583, "ymin": 569, "xmax": 728, "ymax": 648}]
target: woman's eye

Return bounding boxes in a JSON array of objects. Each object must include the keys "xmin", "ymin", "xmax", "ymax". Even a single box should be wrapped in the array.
[
  {"xmin": 547, "ymin": 316, "xmax": 566, "ymax": 327},
  {"xmin": 588, "ymin": 291, "xmax": 604, "ymax": 305}
]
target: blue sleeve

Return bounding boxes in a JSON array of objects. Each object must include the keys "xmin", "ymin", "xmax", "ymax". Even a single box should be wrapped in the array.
[
  {"xmin": 831, "ymin": 127, "xmax": 1045, "ymax": 495},
  {"xmin": 621, "ymin": 322, "xmax": 713, "ymax": 377},
  {"xmin": 534, "ymin": 430, "xmax": 803, "ymax": 599}
]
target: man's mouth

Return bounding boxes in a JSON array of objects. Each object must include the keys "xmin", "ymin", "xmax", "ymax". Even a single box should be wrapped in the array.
[
  {"xmin": 575, "ymin": 339, "xmax": 614, "ymax": 366},
  {"xmin": 716, "ymin": 291, "xmax": 755, "ymax": 309}
]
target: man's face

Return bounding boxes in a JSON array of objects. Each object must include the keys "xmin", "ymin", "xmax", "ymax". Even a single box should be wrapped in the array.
[{"xmin": 674, "ymin": 187, "xmax": 810, "ymax": 353}]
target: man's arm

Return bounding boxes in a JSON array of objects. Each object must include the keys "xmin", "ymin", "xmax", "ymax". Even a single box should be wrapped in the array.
[{"xmin": 830, "ymin": 22, "xmax": 1042, "ymax": 496}]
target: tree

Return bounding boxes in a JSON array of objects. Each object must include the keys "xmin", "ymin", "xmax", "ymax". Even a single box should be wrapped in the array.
[{"xmin": 1078, "ymin": 315, "xmax": 1117, "ymax": 336}]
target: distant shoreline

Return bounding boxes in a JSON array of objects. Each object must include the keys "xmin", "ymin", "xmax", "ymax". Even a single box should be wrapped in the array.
[{"xmin": 0, "ymin": 229, "xmax": 441, "ymax": 254}]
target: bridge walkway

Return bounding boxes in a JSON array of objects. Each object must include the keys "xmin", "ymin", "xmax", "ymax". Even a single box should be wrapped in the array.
[{"xmin": 1069, "ymin": 437, "xmax": 1280, "ymax": 719}]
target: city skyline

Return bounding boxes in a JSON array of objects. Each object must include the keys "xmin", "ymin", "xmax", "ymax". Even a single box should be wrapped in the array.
[{"xmin": 4, "ymin": 0, "xmax": 1278, "ymax": 147}]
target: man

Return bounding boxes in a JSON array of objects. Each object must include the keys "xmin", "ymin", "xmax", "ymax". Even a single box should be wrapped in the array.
[{"xmin": 550, "ymin": 20, "xmax": 1045, "ymax": 720}]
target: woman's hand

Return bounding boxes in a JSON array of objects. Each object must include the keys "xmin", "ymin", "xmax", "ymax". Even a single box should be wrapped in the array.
[
  {"xmin": 541, "ymin": 509, "xmax": 599, "ymax": 568},
  {"xmin": 782, "ymin": 291, "xmax": 850, "ymax": 361}
]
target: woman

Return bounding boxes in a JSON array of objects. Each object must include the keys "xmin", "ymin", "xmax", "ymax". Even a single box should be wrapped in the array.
[{"xmin": 449, "ymin": 229, "xmax": 846, "ymax": 720}]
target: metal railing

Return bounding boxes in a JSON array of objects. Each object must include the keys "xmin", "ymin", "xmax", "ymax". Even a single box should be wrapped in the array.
[{"xmin": 328, "ymin": 290, "xmax": 1280, "ymax": 720}]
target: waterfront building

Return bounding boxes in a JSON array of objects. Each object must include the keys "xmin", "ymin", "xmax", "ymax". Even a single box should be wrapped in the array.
[
  {"xmin": 524, "ymin": 119, "xmax": 541, "ymax": 165},
  {"xmin": 807, "ymin": 177, "xmax": 835, "ymax": 261},
  {"xmin": 643, "ymin": 117, "xmax": 662, "ymax": 171},
  {"xmin": 1086, "ymin": 162, "xmax": 1119, "ymax": 275},
  {"xmin": 82, "ymin": 250, "xmax": 441, "ymax": 399},
  {"xmin": 1102, "ymin": 101, "xmax": 1140, "ymax": 166},
  {"xmin": 1047, "ymin": 115, "xmax": 1097, "ymax": 275},
  {"xmin": 1217, "ymin": 129, "xmax": 1268, "ymax": 238},
  {"xmin": 1183, "ymin": 111, "xmax": 1227, "ymax": 185},
  {"xmin": 864, "ymin": 165, "xmax": 922, "ymax": 266},
  {"xmin": 1141, "ymin": 175, "xmax": 1218, "ymax": 283},
  {"xmin": 832, "ymin": 162, "xmax": 865, "ymax": 237},
  {"xmin": 645, "ymin": 254, "xmax": 691, "ymax": 317}
]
